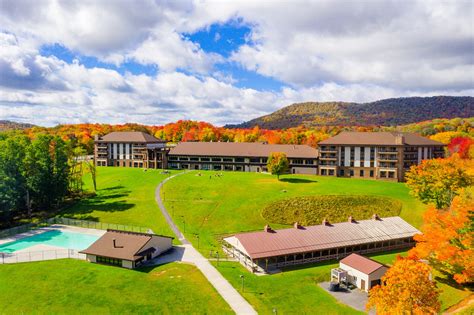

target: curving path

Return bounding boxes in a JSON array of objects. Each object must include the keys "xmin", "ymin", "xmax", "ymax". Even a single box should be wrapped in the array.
[{"xmin": 155, "ymin": 172, "xmax": 257, "ymax": 315}]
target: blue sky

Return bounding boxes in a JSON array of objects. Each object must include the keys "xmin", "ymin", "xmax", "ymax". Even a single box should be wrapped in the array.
[{"xmin": 0, "ymin": 1, "xmax": 472, "ymax": 126}]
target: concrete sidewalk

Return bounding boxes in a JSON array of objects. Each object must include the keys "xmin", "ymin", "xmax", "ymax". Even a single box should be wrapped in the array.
[{"xmin": 154, "ymin": 172, "xmax": 257, "ymax": 315}]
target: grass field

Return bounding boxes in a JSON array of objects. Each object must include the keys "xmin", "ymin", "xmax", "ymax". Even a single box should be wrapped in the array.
[
  {"xmin": 163, "ymin": 171, "xmax": 426, "ymax": 254},
  {"xmin": 61, "ymin": 167, "xmax": 177, "ymax": 239},
  {"xmin": 0, "ymin": 259, "xmax": 232, "ymax": 314}
]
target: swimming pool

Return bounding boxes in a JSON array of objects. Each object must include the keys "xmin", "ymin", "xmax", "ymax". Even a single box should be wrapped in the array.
[{"xmin": 0, "ymin": 230, "xmax": 100, "ymax": 253}]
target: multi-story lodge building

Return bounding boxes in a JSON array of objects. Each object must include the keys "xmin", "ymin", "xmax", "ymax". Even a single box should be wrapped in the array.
[
  {"xmin": 94, "ymin": 132, "xmax": 168, "ymax": 168},
  {"xmin": 318, "ymin": 132, "xmax": 445, "ymax": 182},
  {"xmin": 168, "ymin": 141, "xmax": 318, "ymax": 174}
]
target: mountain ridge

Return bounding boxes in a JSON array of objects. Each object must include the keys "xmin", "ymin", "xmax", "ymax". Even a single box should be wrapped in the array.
[{"xmin": 226, "ymin": 96, "xmax": 474, "ymax": 129}]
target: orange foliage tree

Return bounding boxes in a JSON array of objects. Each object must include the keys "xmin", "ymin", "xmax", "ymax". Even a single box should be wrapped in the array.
[
  {"xmin": 409, "ymin": 192, "xmax": 474, "ymax": 284},
  {"xmin": 366, "ymin": 257, "xmax": 440, "ymax": 315},
  {"xmin": 405, "ymin": 156, "xmax": 473, "ymax": 209}
]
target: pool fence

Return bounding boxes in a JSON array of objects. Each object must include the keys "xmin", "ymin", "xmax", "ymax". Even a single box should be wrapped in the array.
[{"xmin": 1, "ymin": 249, "xmax": 85, "ymax": 264}]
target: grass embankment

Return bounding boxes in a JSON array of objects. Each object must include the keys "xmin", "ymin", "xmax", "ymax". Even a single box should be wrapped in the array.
[
  {"xmin": 61, "ymin": 167, "xmax": 177, "ymax": 239},
  {"xmin": 163, "ymin": 171, "xmax": 425, "ymax": 254},
  {"xmin": 0, "ymin": 259, "xmax": 232, "ymax": 314},
  {"xmin": 262, "ymin": 195, "xmax": 402, "ymax": 225}
]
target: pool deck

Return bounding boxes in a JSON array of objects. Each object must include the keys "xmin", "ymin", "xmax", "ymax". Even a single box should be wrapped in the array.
[{"xmin": 0, "ymin": 225, "xmax": 106, "ymax": 246}]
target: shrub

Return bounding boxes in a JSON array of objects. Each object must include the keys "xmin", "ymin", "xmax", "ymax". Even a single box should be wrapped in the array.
[{"xmin": 262, "ymin": 195, "xmax": 402, "ymax": 225}]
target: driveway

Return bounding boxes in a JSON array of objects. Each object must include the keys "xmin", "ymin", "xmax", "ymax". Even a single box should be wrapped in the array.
[{"xmin": 319, "ymin": 282, "xmax": 375, "ymax": 314}]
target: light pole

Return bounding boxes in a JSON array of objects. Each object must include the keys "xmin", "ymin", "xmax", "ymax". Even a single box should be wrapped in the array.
[
  {"xmin": 180, "ymin": 215, "xmax": 186, "ymax": 233},
  {"xmin": 194, "ymin": 234, "xmax": 200, "ymax": 249},
  {"xmin": 216, "ymin": 251, "xmax": 220, "ymax": 266},
  {"xmin": 239, "ymin": 274, "xmax": 245, "ymax": 292}
]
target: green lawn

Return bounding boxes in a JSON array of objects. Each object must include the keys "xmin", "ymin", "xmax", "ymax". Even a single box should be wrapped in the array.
[
  {"xmin": 0, "ymin": 259, "xmax": 232, "ymax": 314},
  {"xmin": 163, "ymin": 171, "xmax": 426, "ymax": 254},
  {"xmin": 61, "ymin": 167, "xmax": 177, "ymax": 239}
]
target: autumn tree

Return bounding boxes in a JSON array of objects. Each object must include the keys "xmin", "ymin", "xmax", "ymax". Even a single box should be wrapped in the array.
[
  {"xmin": 366, "ymin": 257, "xmax": 440, "ymax": 315},
  {"xmin": 409, "ymin": 192, "xmax": 474, "ymax": 284},
  {"xmin": 405, "ymin": 156, "xmax": 472, "ymax": 209},
  {"xmin": 267, "ymin": 152, "xmax": 289, "ymax": 180}
]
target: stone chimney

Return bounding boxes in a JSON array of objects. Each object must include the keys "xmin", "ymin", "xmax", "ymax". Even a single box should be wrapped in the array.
[{"xmin": 94, "ymin": 134, "xmax": 99, "ymax": 141}]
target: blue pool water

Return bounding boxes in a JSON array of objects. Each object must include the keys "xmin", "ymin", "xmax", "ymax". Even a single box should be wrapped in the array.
[{"xmin": 0, "ymin": 230, "xmax": 100, "ymax": 253}]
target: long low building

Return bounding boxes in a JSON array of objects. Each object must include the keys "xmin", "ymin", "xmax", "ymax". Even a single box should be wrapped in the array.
[
  {"xmin": 223, "ymin": 216, "xmax": 419, "ymax": 273},
  {"xmin": 168, "ymin": 141, "xmax": 318, "ymax": 174}
]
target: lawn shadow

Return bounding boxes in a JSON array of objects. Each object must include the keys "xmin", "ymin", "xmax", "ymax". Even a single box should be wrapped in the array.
[
  {"xmin": 280, "ymin": 178, "xmax": 318, "ymax": 184},
  {"xmin": 434, "ymin": 270, "xmax": 474, "ymax": 291},
  {"xmin": 60, "ymin": 185, "xmax": 135, "ymax": 216}
]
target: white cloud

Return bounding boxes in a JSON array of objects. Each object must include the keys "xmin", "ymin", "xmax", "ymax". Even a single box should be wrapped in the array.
[{"xmin": 0, "ymin": 0, "xmax": 472, "ymax": 126}]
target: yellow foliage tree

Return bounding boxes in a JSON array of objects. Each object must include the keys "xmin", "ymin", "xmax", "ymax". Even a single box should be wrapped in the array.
[{"xmin": 366, "ymin": 257, "xmax": 440, "ymax": 315}]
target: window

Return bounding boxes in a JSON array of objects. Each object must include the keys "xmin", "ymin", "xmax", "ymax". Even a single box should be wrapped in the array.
[
  {"xmin": 179, "ymin": 157, "xmax": 189, "ymax": 161},
  {"xmin": 97, "ymin": 256, "xmax": 122, "ymax": 266},
  {"xmin": 190, "ymin": 157, "xmax": 199, "ymax": 161},
  {"xmin": 305, "ymin": 159, "xmax": 314, "ymax": 165},
  {"xmin": 168, "ymin": 156, "xmax": 178, "ymax": 161},
  {"xmin": 292, "ymin": 159, "xmax": 304, "ymax": 164},
  {"xmin": 201, "ymin": 157, "xmax": 210, "ymax": 162},
  {"xmin": 350, "ymin": 170, "xmax": 354, "ymax": 176},
  {"xmin": 339, "ymin": 169, "xmax": 345, "ymax": 176},
  {"xmin": 235, "ymin": 158, "xmax": 245, "ymax": 163},
  {"xmin": 223, "ymin": 158, "xmax": 233, "ymax": 162},
  {"xmin": 250, "ymin": 158, "xmax": 260, "ymax": 163},
  {"xmin": 328, "ymin": 169, "xmax": 335, "ymax": 176},
  {"xmin": 211, "ymin": 157, "xmax": 221, "ymax": 162},
  {"xmin": 360, "ymin": 170, "xmax": 364, "ymax": 177},
  {"xmin": 370, "ymin": 170, "xmax": 374, "ymax": 177}
]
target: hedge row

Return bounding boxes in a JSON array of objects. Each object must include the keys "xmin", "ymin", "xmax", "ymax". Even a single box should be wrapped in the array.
[{"xmin": 262, "ymin": 195, "xmax": 402, "ymax": 226}]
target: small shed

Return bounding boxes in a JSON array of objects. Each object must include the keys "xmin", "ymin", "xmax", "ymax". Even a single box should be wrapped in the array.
[
  {"xmin": 336, "ymin": 253, "xmax": 388, "ymax": 291},
  {"xmin": 80, "ymin": 229, "xmax": 173, "ymax": 269}
]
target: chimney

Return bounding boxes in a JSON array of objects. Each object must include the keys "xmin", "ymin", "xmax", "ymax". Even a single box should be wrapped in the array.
[
  {"xmin": 264, "ymin": 224, "xmax": 272, "ymax": 232},
  {"xmin": 395, "ymin": 134, "xmax": 404, "ymax": 145},
  {"xmin": 372, "ymin": 213, "xmax": 380, "ymax": 221},
  {"xmin": 94, "ymin": 134, "xmax": 99, "ymax": 141},
  {"xmin": 113, "ymin": 238, "xmax": 117, "ymax": 248},
  {"xmin": 322, "ymin": 218, "xmax": 330, "ymax": 226}
]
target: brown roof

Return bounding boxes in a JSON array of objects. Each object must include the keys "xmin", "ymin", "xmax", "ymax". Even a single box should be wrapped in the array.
[
  {"xmin": 319, "ymin": 132, "xmax": 445, "ymax": 146},
  {"xmin": 80, "ymin": 230, "xmax": 172, "ymax": 261},
  {"xmin": 169, "ymin": 142, "xmax": 318, "ymax": 158},
  {"xmin": 98, "ymin": 132, "xmax": 165, "ymax": 143},
  {"xmin": 340, "ymin": 253, "xmax": 386, "ymax": 274},
  {"xmin": 224, "ymin": 216, "xmax": 419, "ymax": 259}
]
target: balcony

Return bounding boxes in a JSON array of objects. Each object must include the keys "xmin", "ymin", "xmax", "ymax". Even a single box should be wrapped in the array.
[{"xmin": 319, "ymin": 156, "xmax": 337, "ymax": 160}]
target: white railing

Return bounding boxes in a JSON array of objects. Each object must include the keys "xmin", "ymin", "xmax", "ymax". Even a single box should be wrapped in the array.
[{"xmin": 0, "ymin": 249, "xmax": 86, "ymax": 264}]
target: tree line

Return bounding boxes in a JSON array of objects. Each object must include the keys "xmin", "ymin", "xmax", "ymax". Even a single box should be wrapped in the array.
[{"xmin": 0, "ymin": 132, "xmax": 95, "ymax": 227}]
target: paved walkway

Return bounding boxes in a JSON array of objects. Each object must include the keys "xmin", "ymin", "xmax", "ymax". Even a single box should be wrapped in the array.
[{"xmin": 154, "ymin": 172, "xmax": 257, "ymax": 315}]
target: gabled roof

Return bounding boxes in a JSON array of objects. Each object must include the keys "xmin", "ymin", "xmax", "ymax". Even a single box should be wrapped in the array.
[
  {"xmin": 224, "ymin": 216, "xmax": 419, "ymax": 260},
  {"xmin": 80, "ymin": 230, "xmax": 172, "ymax": 261},
  {"xmin": 319, "ymin": 132, "xmax": 445, "ymax": 146},
  {"xmin": 169, "ymin": 142, "xmax": 318, "ymax": 158},
  {"xmin": 340, "ymin": 253, "xmax": 387, "ymax": 274},
  {"xmin": 98, "ymin": 132, "xmax": 165, "ymax": 143}
]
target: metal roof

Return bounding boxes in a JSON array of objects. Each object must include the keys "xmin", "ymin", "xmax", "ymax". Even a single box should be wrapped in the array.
[
  {"xmin": 169, "ymin": 141, "xmax": 318, "ymax": 158},
  {"xmin": 319, "ymin": 132, "xmax": 445, "ymax": 146},
  {"xmin": 224, "ymin": 216, "xmax": 420, "ymax": 259},
  {"xmin": 340, "ymin": 253, "xmax": 388, "ymax": 274},
  {"xmin": 97, "ymin": 132, "xmax": 165, "ymax": 143}
]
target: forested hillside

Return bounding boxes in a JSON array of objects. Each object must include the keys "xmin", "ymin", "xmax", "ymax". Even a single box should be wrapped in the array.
[
  {"xmin": 0, "ymin": 120, "xmax": 35, "ymax": 131},
  {"xmin": 228, "ymin": 96, "xmax": 474, "ymax": 129}
]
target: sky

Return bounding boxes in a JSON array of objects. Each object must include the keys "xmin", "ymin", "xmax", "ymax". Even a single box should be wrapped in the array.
[{"xmin": 0, "ymin": 0, "xmax": 473, "ymax": 127}]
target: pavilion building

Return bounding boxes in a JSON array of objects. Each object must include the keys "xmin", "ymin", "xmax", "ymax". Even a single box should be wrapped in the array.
[{"xmin": 223, "ymin": 216, "xmax": 419, "ymax": 273}]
